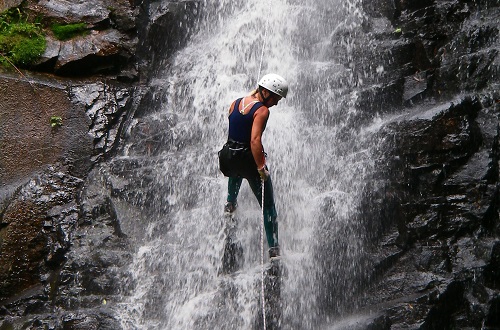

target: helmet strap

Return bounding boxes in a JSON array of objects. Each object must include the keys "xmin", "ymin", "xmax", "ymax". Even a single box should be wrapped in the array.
[{"xmin": 258, "ymin": 86, "xmax": 272, "ymax": 106}]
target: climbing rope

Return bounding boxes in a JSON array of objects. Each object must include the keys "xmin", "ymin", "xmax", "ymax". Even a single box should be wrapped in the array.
[
  {"xmin": 260, "ymin": 178, "xmax": 267, "ymax": 330},
  {"xmin": 258, "ymin": 10, "xmax": 270, "ymax": 330},
  {"xmin": 257, "ymin": 4, "xmax": 271, "ymax": 329},
  {"xmin": 257, "ymin": 4, "xmax": 269, "ymax": 82}
]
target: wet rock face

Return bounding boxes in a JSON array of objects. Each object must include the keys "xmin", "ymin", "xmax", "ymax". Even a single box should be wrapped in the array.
[
  {"xmin": 0, "ymin": 1, "xmax": 201, "ymax": 328},
  {"xmin": 0, "ymin": 76, "xmax": 137, "ymax": 326},
  {"xmin": 0, "ymin": 0, "xmax": 497, "ymax": 329},
  {"xmin": 0, "ymin": 76, "xmax": 135, "ymax": 191},
  {"xmin": 70, "ymin": 82, "xmax": 136, "ymax": 161},
  {"xmin": 0, "ymin": 0, "xmax": 21, "ymax": 11},
  {"xmin": 0, "ymin": 166, "xmax": 132, "ymax": 329},
  {"xmin": 357, "ymin": 0, "xmax": 498, "ymax": 113},
  {"xmin": 0, "ymin": 167, "xmax": 82, "ymax": 300},
  {"xmin": 43, "ymin": 29, "xmax": 134, "ymax": 77},
  {"xmin": 24, "ymin": 0, "xmax": 202, "ymax": 79},
  {"xmin": 135, "ymin": 0, "xmax": 201, "ymax": 77},
  {"xmin": 23, "ymin": 0, "xmax": 139, "ymax": 79},
  {"xmin": 33, "ymin": 0, "xmax": 135, "ymax": 28},
  {"xmin": 354, "ymin": 0, "xmax": 499, "ymax": 328},
  {"xmin": 364, "ymin": 94, "xmax": 499, "ymax": 328},
  {"xmin": 0, "ymin": 60, "xmax": 137, "ymax": 330},
  {"xmin": 0, "ymin": 77, "xmax": 85, "ymax": 187}
]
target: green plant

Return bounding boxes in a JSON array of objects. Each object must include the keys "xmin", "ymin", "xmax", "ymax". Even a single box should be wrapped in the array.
[
  {"xmin": 51, "ymin": 22, "xmax": 87, "ymax": 40},
  {"xmin": 0, "ymin": 7, "xmax": 22, "ymax": 28},
  {"xmin": 0, "ymin": 8, "xmax": 46, "ymax": 67},
  {"xmin": 50, "ymin": 116, "xmax": 63, "ymax": 128}
]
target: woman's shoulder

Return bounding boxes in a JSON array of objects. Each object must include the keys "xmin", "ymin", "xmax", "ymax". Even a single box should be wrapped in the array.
[{"xmin": 254, "ymin": 104, "xmax": 269, "ymax": 116}]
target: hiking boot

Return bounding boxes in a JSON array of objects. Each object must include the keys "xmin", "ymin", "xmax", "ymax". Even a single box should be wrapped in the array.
[
  {"xmin": 224, "ymin": 201, "xmax": 237, "ymax": 214},
  {"xmin": 268, "ymin": 246, "xmax": 280, "ymax": 259}
]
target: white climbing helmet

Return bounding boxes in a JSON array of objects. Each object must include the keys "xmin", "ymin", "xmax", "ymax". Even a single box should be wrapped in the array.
[{"xmin": 258, "ymin": 73, "xmax": 288, "ymax": 98}]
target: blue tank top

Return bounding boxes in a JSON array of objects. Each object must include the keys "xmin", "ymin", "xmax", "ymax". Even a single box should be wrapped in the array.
[{"xmin": 228, "ymin": 98, "xmax": 263, "ymax": 144}]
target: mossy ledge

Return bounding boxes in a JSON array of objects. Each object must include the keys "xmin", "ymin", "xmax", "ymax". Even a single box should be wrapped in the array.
[{"xmin": 0, "ymin": 8, "xmax": 46, "ymax": 67}]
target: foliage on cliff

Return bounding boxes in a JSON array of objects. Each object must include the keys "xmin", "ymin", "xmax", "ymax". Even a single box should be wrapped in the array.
[
  {"xmin": 51, "ymin": 22, "xmax": 88, "ymax": 40},
  {"xmin": 0, "ymin": 8, "xmax": 45, "ymax": 67},
  {"xmin": 0, "ymin": 7, "xmax": 90, "ymax": 69}
]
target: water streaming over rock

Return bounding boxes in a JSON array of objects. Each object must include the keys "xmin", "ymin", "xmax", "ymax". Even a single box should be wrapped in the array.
[{"xmin": 112, "ymin": 0, "xmax": 386, "ymax": 328}]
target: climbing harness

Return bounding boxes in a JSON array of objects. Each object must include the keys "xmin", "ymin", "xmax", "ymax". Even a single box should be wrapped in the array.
[{"xmin": 260, "ymin": 178, "xmax": 267, "ymax": 330}]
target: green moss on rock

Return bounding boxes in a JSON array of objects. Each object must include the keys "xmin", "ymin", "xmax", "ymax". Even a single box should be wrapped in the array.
[
  {"xmin": 0, "ymin": 8, "xmax": 46, "ymax": 67},
  {"xmin": 51, "ymin": 22, "xmax": 88, "ymax": 40}
]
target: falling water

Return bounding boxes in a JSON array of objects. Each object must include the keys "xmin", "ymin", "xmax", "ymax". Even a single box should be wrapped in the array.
[{"xmin": 112, "ymin": 0, "xmax": 385, "ymax": 328}]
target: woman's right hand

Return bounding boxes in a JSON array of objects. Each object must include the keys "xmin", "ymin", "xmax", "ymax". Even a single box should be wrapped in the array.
[{"xmin": 258, "ymin": 166, "xmax": 270, "ymax": 181}]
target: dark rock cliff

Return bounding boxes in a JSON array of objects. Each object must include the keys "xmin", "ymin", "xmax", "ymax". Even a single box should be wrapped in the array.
[
  {"xmin": 0, "ymin": 0, "xmax": 200, "ymax": 328},
  {"xmin": 348, "ymin": 0, "xmax": 499, "ymax": 328},
  {"xmin": 0, "ymin": 0, "xmax": 498, "ymax": 329}
]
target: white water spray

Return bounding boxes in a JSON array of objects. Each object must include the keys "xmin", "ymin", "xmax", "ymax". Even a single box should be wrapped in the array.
[{"xmin": 113, "ymin": 0, "xmax": 384, "ymax": 329}]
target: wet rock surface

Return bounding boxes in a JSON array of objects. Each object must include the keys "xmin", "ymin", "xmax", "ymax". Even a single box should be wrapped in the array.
[
  {"xmin": 0, "ymin": 76, "xmax": 139, "ymax": 328},
  {"xmin": 0, "ymin": 74, "xmax": 136, "ymax": 189},
  {"xmin": 0, "ymin": 75, "xmax": 87, "ymax": 187},
  {"xmin": 349, "ymin": 0, "xmax": 499, "ymax": 328},
  {"xmin": 362, "ymin": 95, "xmax": 500, "ymax": 328},
  {"xmin": 22, "ymin": 0, "xmax": 139, "ymax": 79},
  {"xmin": 0, "ymin": 1, "xmax": 201, "ymax": 328},
  {"xmin": 43, "ymin": 29, "xmax": 134, "ymax": 77},
  {"xmin": 0, "ymin": 166, "xmax": 133, "ymax": 329},
  {"xmin": 0, "ymin": 0, "xmax": 498, "ymax": 329},
  {"xmin": 135, "ymin": 0, "xmax": 201, "ymax": 76}
]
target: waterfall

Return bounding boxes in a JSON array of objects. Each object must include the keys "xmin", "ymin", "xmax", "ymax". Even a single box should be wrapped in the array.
[{"xmin": 113, "ymin": 0, "xmax": 383, "ymax": 328}]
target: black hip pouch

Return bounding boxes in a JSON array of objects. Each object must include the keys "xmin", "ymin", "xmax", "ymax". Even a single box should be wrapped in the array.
[{"xmin": 218, "ymin": 140, "xmax": 258, "ymax": 179}]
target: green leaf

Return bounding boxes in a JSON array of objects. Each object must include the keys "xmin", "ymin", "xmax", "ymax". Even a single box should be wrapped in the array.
[{"xmin": 50, "ymin": 116, "xmax": 63, "ymax": 128}]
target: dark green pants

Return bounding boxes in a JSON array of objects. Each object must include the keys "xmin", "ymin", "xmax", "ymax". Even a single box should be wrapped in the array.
[{"xmin": 227, "ymin": 175, "xmax": 278, "ymax": 248}]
